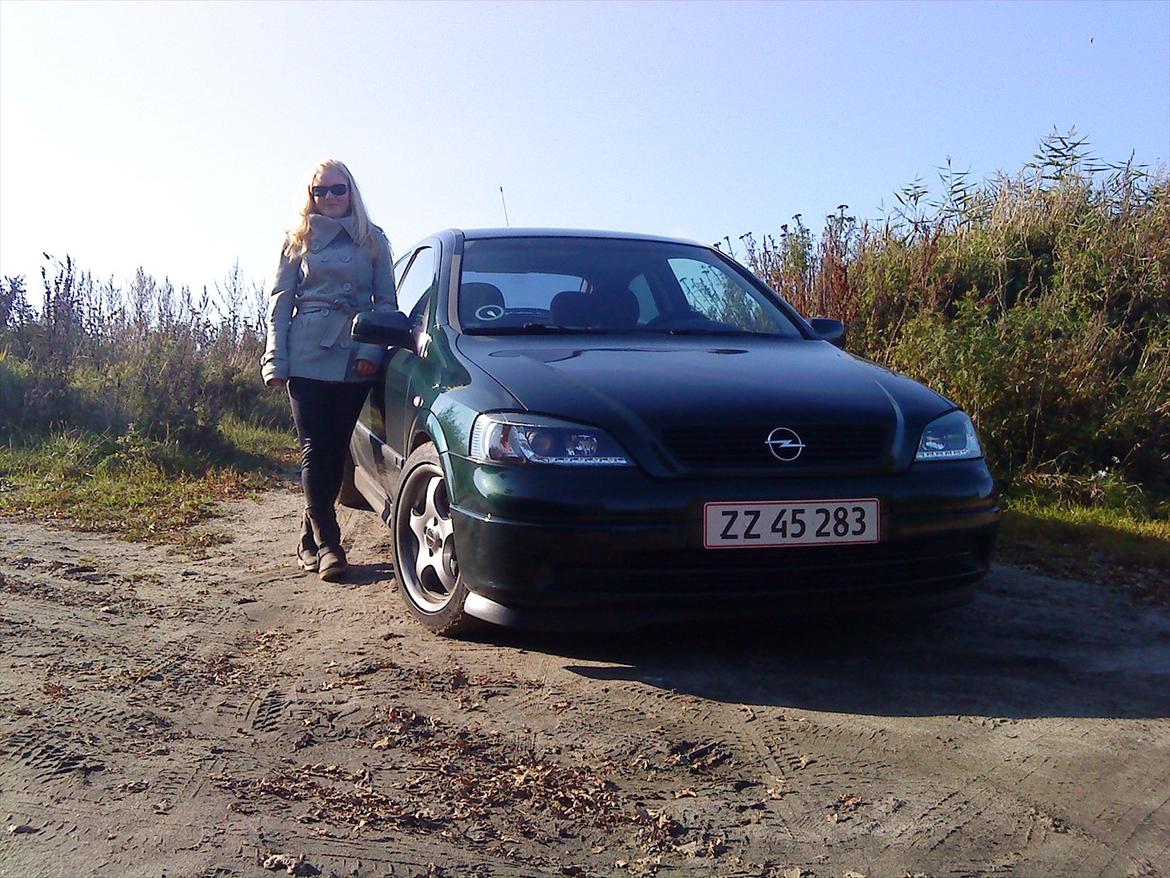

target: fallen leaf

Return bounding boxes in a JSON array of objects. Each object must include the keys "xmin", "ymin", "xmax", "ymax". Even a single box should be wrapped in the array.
[
  {"xmin": 293, "ymin": 732, "xmax": 315, "ymax": 751},
  {"xmin": 262, "ymin": 853, "xmax": 321, "ymax": 876},
  {"xmin": 677, "ymin": 835, "xmax": 726, "ymax": 858},
  {"xmin": 627, "ymin": 855, "xmax": 661, "ymax": 876},
  {"xmin": 838, "ymin": 793, "xmax": 864, "ymax": 812}
]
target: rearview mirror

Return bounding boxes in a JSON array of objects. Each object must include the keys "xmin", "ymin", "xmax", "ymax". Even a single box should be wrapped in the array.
[
  {"xmin": 809, "ymin": 317, "xmax": 846, "ymax": 348},
  {"xmin": 352, "ymin": 311, "xmax": 413, "ymax": 349}
]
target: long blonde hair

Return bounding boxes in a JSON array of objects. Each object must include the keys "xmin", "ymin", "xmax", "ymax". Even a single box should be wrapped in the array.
[{"xmin": 284, "ymin": 159, "xmax": 376, "ymax": 259}]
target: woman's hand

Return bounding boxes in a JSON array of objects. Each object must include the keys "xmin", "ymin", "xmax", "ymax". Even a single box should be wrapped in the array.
[
  {"xmin": 267, "ymin": 377, "xmax": 287, "ymax": 387},
  {"xmin": 355, "ymin": 359, "xmax": 378, "ymax": 378}
]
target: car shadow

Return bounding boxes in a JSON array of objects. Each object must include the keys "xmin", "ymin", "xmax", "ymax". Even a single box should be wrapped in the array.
[{"xmin": 475, "ymin": 566, "xmax": 1170, "ymax": 720}]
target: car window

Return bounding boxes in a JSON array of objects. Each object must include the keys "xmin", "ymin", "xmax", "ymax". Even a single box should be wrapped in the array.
[
  {"xmin": 666, "ymin": 257, "xmax": 793, "ymax": 335},
  {"xmin": 628, "ymin": 273, "xmax": 659, "ymax": 322},
  {"xmin": 408, "ymin": 288, "xmax": 431, "ymax": 326},
  {"xmin": 459, "ymin": 238, "xmax": 802, "ymax": 336},
  {"xmin": 393, "ymin": 252, "xmax": 412, "ymax": 287},
  {"xmin": 460, "ymin": 271, "xmax": 583, "ymax": 315},
  {"xmin": 396, "ymin": 247, "xmax": 436, "ymax": 323}
]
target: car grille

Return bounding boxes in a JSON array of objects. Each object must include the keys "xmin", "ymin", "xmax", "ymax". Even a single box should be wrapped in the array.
[
  {"xmin": 552, "ymin": 534, "xmax": 989, "ymax": 595},
  {"xmin": 660, "ymin": 424, "xmax": 890, "ymax": 469}
]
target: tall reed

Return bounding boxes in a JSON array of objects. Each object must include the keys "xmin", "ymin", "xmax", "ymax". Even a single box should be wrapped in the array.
[
  {"xmin": 727, "ymin": 132, "xmax": 1169, "ymax": 501},
  {"xmin": 0, "ymin": 259, "xmax": 289, "ymax": 448}
]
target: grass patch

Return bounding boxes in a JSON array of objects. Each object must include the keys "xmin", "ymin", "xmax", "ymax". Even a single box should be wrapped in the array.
[
  {"xmin": 219, "ymin": 416, "xmax": 300, "ymax": 468},
  {"xmin": 999, "ymin": 489, "xmax": 1170, "ymax": 605},
  {"xmin": 0, "ymin": 419, "xmax": 297, "ymax": 552}
]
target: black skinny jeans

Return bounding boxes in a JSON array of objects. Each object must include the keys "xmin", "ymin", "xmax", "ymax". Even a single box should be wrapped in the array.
[{"xmin": 287, "ymin": 377, "xmax": 370, "ymax": 549}]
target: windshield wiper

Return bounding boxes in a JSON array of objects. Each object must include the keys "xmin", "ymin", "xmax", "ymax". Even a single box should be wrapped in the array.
[
  {"xmin": 465, "ymin": 323, "xmax": 601, "ymax": 335},
  {"xmin": 663, "ymin": 327, "xmax": 778, "ymax": 337}
]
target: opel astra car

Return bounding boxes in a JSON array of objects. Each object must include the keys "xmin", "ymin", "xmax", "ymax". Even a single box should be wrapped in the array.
[{"xmin": 346, "ymin": 228, "xmax": 1000, "ymax": 635}]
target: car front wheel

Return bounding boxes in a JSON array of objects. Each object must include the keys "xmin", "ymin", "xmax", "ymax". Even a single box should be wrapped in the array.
[{"xmin": 392, "ymin": 442, "xmax": 478, "ymax": 637}]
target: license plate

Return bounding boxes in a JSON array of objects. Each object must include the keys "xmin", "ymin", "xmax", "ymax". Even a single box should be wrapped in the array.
[{"xmin": 704, "ymin": 499, "xmax": 880, "ymax": 548}]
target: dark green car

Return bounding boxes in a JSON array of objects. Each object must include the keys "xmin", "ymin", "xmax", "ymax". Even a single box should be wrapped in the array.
[{"xmin": 348, "ymin": 229, "xmax": 1000, "ymax": 636}]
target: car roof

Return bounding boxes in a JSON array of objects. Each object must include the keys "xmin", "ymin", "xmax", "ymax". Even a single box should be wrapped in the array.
[{"xmin": 453, "ymin": 227, "xmax": 708, "ymax": 247}]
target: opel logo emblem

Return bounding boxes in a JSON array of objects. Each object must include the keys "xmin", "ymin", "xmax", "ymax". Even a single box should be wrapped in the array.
[{"xmin": 766, "ymin": 427, "xmax": 805, "ymax": 462}]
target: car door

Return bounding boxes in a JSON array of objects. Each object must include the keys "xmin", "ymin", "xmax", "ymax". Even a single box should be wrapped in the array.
[
  {"xmin": 374, "ymin": 242, "xmax": 439, "ymax": 494},
  {"xmin": 351, "ymin": 244, "xmax": 439, "ymax": 501}
]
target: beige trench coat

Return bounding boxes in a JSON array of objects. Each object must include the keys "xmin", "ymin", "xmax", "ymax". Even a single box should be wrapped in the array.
[{"xmin": 261, "ymin": 214, "xmax": 397, "ymax": 384}]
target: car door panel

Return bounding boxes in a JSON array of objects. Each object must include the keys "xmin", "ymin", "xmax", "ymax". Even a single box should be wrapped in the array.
[{"xmin": 376, "ymin": 243, "xmax": 441, "ymax": 498}]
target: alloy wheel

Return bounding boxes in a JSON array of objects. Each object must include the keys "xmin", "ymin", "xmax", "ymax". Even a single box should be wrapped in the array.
[{"xmin": 397, "ymin": 464, "xmax": 459, "ymax": 612}]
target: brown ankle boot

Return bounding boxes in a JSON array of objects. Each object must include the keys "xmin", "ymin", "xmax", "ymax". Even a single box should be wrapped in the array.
[
  {"xmin": 297, "ymin": 511, "xmax": 319, "ymax": 572},
  {"xmin": 317, "ymin": 545, "xmax": 348, "ymax": 582}
]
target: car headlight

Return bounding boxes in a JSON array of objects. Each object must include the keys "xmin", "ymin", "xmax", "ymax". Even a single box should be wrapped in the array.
[
  {"xmin": 915, "ymin": 410, "xmax": 984, "ymax": 461},
  {"xmin": 469, "ymin": 413, "xmax": 633, "ymax": 466}
]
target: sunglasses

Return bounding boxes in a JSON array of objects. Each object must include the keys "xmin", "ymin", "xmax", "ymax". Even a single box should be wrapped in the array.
[{"xmin": 311, "ymin": 183, "xmax": 349, "ymax": 197}]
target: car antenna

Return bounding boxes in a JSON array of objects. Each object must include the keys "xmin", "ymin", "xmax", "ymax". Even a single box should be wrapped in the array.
[{"xmin": 499, "ymin": 186, "xmax": 510, "ymax": 227}]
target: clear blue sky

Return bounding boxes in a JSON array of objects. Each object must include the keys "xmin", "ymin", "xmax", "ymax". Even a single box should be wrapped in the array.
[{"xmin": 1, "ymin": 0, "xmax": 1167, "ymax": 297}]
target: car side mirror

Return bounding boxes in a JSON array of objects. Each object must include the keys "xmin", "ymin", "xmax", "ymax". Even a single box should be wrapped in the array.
[
  {"xmin": 352, "ymin": 311, "xmax": 414, "ymax": 349},
  {"xmin": 809, "ymin": 317, "xmax": 846, "ymax": 348}
]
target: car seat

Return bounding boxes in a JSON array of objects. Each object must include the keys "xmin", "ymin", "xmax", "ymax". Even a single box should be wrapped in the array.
[
  {"xmin": 461, "ymin": 282, "xmax": 505, "ymax": 323},
  {"xmin": 593, "ymin": 289, "xmax": 639, "ymax": 329},
  {"xmin": 549, "ymin": 291, "xmax": 593, "ymax": 327},
  {"xmin": 550, "ymin": 289, "xmax": 639, "ymax": 329}
]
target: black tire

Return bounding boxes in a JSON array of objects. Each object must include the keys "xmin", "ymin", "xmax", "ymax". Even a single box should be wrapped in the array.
[
  {"xmin": 338, "ymin": 450, "xmax": 372, "ymax": 510},
  {"xmin": 392, "ymin": 443, "xmax": 479, "ymax": 637}
]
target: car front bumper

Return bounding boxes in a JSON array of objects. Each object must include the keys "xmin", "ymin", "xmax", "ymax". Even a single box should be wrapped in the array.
[{"xmin": 446, "ymin": 454, "xmax": 1000, "ymax": 630}]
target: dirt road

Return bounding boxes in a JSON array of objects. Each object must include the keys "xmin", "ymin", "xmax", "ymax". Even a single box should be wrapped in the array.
[{"xmin": 1, "ymin": 489, "xmax": 1167, "ymax": 878}]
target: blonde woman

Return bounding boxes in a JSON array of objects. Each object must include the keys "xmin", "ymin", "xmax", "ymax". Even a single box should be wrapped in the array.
[{"xmin": 261, "ymin": 160, "xmax": 397, "ymax": 581}]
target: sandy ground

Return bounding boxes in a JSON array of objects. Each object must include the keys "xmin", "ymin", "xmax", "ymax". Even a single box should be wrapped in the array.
[{"xmin": 0, "ymin": 488, "xmax": 1167, "ymax": 878}]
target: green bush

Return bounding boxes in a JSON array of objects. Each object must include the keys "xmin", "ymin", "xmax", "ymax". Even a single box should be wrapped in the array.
[{"xmin": 736, "ymin": 132, "xmax": 1169, "ymax": 507}]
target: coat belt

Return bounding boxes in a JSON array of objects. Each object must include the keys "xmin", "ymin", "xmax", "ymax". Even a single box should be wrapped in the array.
[
  {"xmin": 295, "ymin": 301, "xmax": 358, "ymax": 348},
  {"xmin": 295, "ymin": 302, "xmax": 358, "ymax": 316}
]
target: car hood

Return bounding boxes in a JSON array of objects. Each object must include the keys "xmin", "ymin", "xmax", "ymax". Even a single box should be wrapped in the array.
[{"xmin": 454, "ymin": 334, "xmax": 954, "ymax": 471}]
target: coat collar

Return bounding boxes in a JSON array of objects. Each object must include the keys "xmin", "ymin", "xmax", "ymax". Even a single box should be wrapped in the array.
[{"xmin": 308, "ymin": 213, "xmax": 360, "ymax": 250}]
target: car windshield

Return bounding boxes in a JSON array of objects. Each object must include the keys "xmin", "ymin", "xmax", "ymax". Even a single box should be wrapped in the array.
[{"xmin": 458, "ymin": 237, "xmax": 805, "ymax": 337}]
